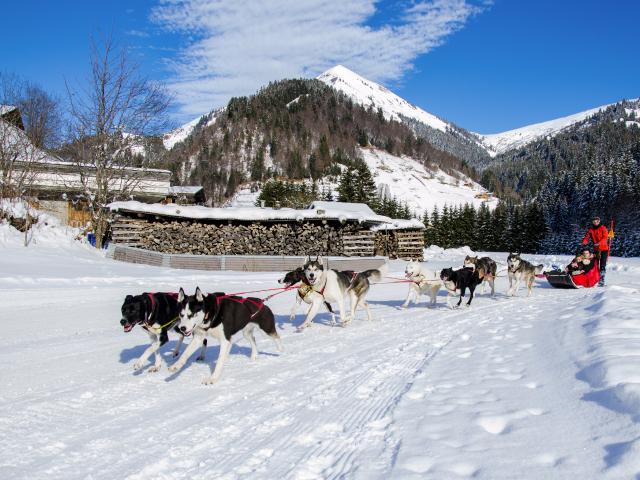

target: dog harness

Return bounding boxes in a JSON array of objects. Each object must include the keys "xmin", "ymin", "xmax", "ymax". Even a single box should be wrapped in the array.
[
  {"xmin": 298, "ymin": 284, "xmax": 314, "ymax": 300},
  {"xmin": 213, "ymin": 294, "xmax": 265, "ymax": 319},
  {"xmin": 143, "ymin": 292, "xmax": 180, "ymax": 334}
]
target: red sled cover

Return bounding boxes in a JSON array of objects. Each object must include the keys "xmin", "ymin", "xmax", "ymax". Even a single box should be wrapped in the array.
[{"xmin": 571, "ymin": 264, "xmax": 600, "ymax": 288}]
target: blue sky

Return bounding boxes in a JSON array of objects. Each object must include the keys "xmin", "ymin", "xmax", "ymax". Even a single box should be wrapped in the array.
[{"xmin": 1, "ymin": 0, "xmax": 638, "ymax": 133}]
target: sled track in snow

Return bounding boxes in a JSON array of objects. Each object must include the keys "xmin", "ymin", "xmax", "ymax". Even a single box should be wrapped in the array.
[{"xmin": 0, "ymin": 286, "xmax": 574, "ymax": 479}]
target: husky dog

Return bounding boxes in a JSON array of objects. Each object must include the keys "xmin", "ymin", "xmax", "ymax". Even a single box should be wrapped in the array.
[
  {"xmin": 440, "ymin": 267, "xmax": 483, "ymax": 308},
  {"xmin": 402, "ymin": 259, "xmax": 441, "ymax": 307},
  {"xmin": 300, "ymin": 256, "xmax": 386, "ymax": 329},
  {"xmin": 346, "ymin": 264, "xmax": 387, "ymax": 322},
  {"xmin": 278, "ymin": 267, "xmax": 336, "ymax": 325},
  {"xmin": 120, "ymin": 292, "xmax": 207, "ymax": 373},
  {"xmin": 463, "ymin": 255, "xmax": 497, "ymax": 296},
  {"xmin": 507, "ymin": 253, "xmax": 544, "ymax": 297},
  {"xmin": 169, "ymin": 287, "xmax": 283, "ymax": 385}
]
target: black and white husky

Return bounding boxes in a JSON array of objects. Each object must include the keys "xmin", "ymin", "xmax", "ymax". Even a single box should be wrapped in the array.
[
  {"xmin": 402, "ymin": 259, "xmax": 441, "ymax": 307},
  {"xmin": 440, "ymin": 267, "xmax": 483, "ymax": 308},
  {"xmin": 300, "ymin": 257, "xmax": 386, "ymax": 329},
  {"xmin": 507, "ymin": 253, "xmax": 544, "ymax": 297},
  {"xmin": 169, "ymin": 287, "xmax": 283, "ymax": 385},
  {"xmin": 463, "ymin": 255, "xmax": 497, "ymax": 296},
  {"xmin": 120, "ymin": 292, "xmax": 207, "ymax": 373}
]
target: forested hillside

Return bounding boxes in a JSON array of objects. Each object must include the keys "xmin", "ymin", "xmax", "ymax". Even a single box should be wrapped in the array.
[
  {"xmin": 478, "ymin": 100, "xmax": 640, "ymax": 255},
  {"xmin": 161, "ymin": 79, "xmax": 474, "ymax": 205}
]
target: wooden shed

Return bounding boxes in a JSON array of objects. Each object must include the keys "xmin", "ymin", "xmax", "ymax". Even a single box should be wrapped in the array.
[{"xmin": 107, "ymin": 201, "xmax": 425, "ymax": 264}]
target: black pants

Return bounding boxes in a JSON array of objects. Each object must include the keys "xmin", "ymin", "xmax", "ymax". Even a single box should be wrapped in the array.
[{"xmin": 597, "ymin": 250, "xmax": 609, "ymax": 272}]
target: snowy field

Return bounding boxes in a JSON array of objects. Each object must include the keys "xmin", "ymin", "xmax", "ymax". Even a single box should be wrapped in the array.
[{"xmin": 1, "ymin": 223, "xmax": 640, "ymax": 479}]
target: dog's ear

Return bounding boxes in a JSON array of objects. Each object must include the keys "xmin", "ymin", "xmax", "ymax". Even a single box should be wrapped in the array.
[
  {"xmin": 303, "ymin": 255, "xmax": 310, "ymax": 266},
  {"xmin": 195, "ymin": 287, "xmax": 204, "ymax": 302},
  {"xmin": 178, "ymin": 288, "xmax": 185, "ymax": 302},
  {"xmin": 125, "ymin": 294, "xmax": 133, "ymax": 302}
]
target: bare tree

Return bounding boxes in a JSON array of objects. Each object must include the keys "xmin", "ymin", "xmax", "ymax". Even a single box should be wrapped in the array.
[
  {"xmin": 0, "ymin": 107, "xmax": 46, "ymax": 246},
  {"xmin": 64, "ymin": 35, "xmax": 171, "ymax": 248},
  {"xmin": 0, "ymin": 72, "xmax": 62, "ymax": 149}
]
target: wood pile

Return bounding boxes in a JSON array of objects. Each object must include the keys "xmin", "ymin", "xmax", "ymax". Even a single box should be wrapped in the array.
[
  {"xmin": 113, "ymin": 219, "xmax": 371, "ymax": 256},
  {"xmin": 375, "ymin": 229, "xmax": 424, "ymax": 260},
  {"xmin": 110, "ymin": 215, "xmax": 148, "ymax": 247}
]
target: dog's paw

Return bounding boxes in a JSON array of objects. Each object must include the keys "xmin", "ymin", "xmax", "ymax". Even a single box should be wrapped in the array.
[
  {"xmin": 202, "ymin": 376, "xmax": 218, "ymax": 385},
  {"xmin": 148, "ymin": 365, "xmax": 161, "ymax": 373},
  {"xmin": 400, "ymin": 303, "xmax": 409, "ymax": 309},
  {"xmin": 133, "ymin": 360, "xmax": 144, "ymax": 370},
  {"xmin": 168, "ymin": 364, "xmax": 181, "ymax": 373},
  {"xmin": 171, "ymin": 351, "xmax": 180, "ymax": 358},
  {"xmin": 195, "ymin": 355, "xmax": 205, "ymax": 362}
]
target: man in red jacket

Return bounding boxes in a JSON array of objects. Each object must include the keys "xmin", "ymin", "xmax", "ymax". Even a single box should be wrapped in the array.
[{"xmin": 582, "ymin": 216, "xmax": 609, "ymax": 286}]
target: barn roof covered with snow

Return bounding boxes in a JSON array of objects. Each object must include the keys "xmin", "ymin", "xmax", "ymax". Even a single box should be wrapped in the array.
[{"xmin": 108, "ymin": 200, "xmax": 424, "ymax": 229}]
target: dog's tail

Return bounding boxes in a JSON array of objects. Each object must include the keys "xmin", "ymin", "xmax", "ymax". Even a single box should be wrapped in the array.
[
  {"xmin": 534, "ymin": 264, "xmax": 545, "ymax": 275},
  {"xmin": 361, "ymin": 263, "xmax": 388, "ymax": 283}
]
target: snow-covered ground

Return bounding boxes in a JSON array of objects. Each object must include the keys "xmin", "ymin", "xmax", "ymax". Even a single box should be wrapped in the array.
[
  {"xmin": 2, "ymin": 224, "xmax": 640, "ymax": 479},
  {"xmin": 361, "ymin": 147, "xmax": 498, "ymax": 214},
  {"xmin": 226, "ymin": 147, "xmax": 497, "ymax": 214}
]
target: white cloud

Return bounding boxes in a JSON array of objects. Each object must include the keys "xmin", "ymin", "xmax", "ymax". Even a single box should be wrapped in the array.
[{"xmin": 151, "ymin": 0, "xmax": 486, "ymax": 120}]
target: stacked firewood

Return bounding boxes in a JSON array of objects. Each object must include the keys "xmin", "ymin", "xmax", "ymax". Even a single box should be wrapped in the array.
[
  {"xmin": 374, "ymin": 230, "xmax": 424, "ymax": 260},
  {"xmin": 134, "ymin": 220, "xmax": 368, "ymax": 256}
]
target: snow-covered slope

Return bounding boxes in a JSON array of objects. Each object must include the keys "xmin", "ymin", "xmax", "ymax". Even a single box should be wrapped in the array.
[
  {"xmin": 162, "ymin": 109, "xmax": 222, "ymax": 150},
  {"xmin": 361, "ymin": 147, "xmax": 497, "ymax": 214},
  {"xmin": 479, "ymin": 103, "xmax": 614, "ymax": 156},
  {"xmin": 318, "ymin": 65, "xmax": 450, "ymax": 133}
]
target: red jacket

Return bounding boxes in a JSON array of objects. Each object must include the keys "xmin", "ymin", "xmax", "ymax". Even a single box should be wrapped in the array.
[{"xmin": 582, "ymin": 225, "xmax": 609, "ymax": 251}]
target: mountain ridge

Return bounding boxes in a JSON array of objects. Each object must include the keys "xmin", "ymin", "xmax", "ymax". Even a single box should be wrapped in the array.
[{"xmin": 163, "ymin": 65, "xmax": 635, "ymax": 161}]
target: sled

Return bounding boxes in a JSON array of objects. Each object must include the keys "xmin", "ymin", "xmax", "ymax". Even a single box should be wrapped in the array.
[
  {"xmin": 545, "ymin": 271, "xmax": 578, "ymax": 289},
  {"xmin": 545, "ymin": 265, "xmax": 600, "ymax": 289}
]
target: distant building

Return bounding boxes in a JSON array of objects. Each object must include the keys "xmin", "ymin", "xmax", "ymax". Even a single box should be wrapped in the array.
[
  {"xmin": 165, "ymin": 185, "xmax": 206, "ymax": 205},
  {"xmin": 1, "ymin": 106, "xmax": 201, "ymax": 227}
]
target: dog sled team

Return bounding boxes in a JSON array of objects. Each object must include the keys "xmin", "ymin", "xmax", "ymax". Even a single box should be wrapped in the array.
[{"xmin": 119, "ymin": 252, "xmax": 554, "ymax": 384}]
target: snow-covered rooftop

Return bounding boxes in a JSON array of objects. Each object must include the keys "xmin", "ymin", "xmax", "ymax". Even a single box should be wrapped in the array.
[
  {"xmin": 109, "ymin": 200, "xmax": 424, "ymax": 229},
  {"xmin": 0, "ymin": 104, "xmax": 17, "ymax": 116},
  {"xmin": 308, "ymin": 201, "xmax": 376, "ymax": 215},
  {"xmin": 168, "ymin": 186, "xmax": 204, "ymax": 195}
]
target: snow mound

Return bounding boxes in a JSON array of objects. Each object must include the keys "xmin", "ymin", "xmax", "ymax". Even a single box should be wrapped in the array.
[
  {"xmin": 578, "ymin": 287, "xmax": 640, "ymax": 416},
  {"xmin": 1, "ymin": 199, "xmax": 85, "ymax": 249}
]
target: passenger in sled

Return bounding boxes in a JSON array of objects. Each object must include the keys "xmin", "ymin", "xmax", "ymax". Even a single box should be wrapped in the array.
[{"xmin": 546, "ymin": 247, "xmax": 600, "ymax": 289}]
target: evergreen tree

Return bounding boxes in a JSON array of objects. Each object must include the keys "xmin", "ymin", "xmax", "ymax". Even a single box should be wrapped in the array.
[
  {"xmin": 476, "ymin": 202, "xmax": 492, "ymax": 251},
  {"xmin": 337, "ymin": 168, "xmax": 356, "ymax": 202}
]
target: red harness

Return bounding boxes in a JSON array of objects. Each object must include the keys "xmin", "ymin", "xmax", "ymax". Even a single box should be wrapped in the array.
[{"xmin": 214, "ymin": 294, "xmax": 265, "ymax": 319}]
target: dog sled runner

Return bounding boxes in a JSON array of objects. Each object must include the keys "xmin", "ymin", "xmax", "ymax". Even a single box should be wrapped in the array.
[{"xmin": 545, "ymin": 266, "xmax": 600, "ymax": 289}]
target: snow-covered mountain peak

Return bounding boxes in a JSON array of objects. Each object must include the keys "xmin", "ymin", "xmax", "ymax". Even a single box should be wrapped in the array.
[
  {"xmin": 162, "ymin": 108, "xmax": 223, "ymax": 150},
  {"xmin": 317, "ymin": 65, "xmax": 450, "ymax": 133}
]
